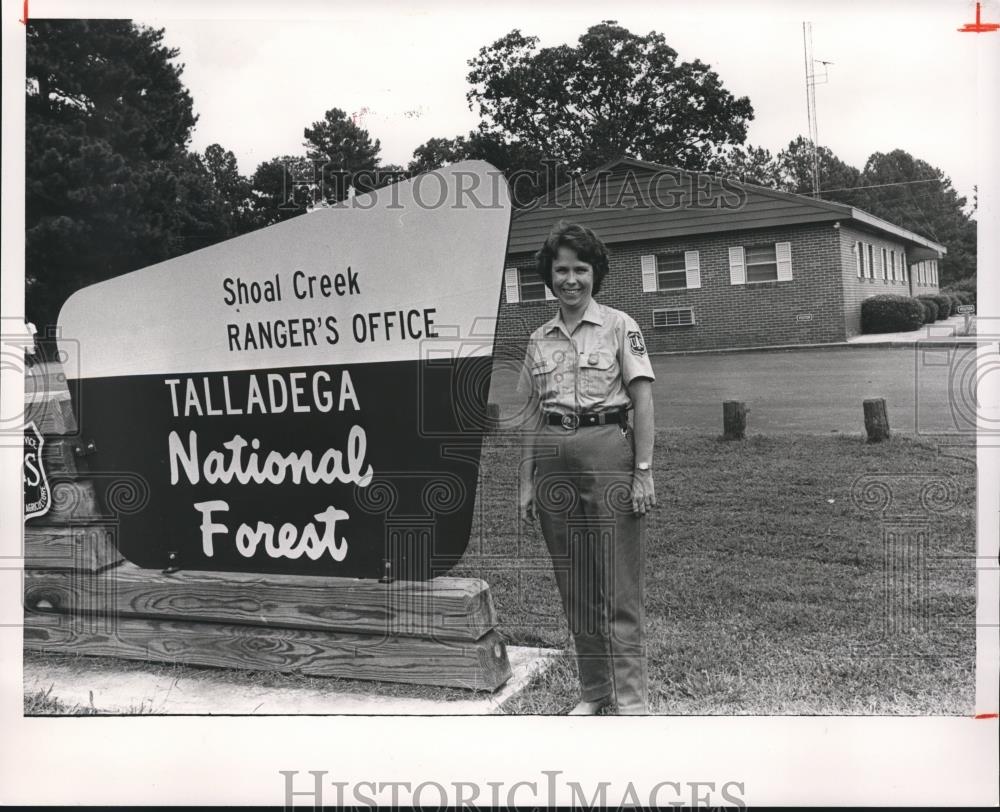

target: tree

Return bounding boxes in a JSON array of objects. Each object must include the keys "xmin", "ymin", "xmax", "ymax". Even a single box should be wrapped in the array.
[
  {"xmin": 408, "ymin": 130, "xmax": 570, "ymax": 207},
  {"xmin": 247, "ymin": 155, "xmax": 323, "ymax": 228},
  {"xmin": 465, "ymin": 21, "xmax": 754, "ymax": 176},
  {"xmin": 199, "ymin": 143, "xmax": 256, "ymax": 235},
  {"xmin": 408, "ymin": 136, "xmax": 470, "ymax": 175},
  {"xmin": 303, "ymin": 107, "xmax": 381, "ymax": 199},
  {"xmin": 776, "ymin": 136, "xmax": 866, "ymax": 206},
  {"xmin": 25, "ymin": 19, "xmax": 217, "ymax": 332},
  {"xmin": 858, "ymin": 150, "xmax": 976, "ymax": 284},
  {"xmin": 706, "ymin": 144, "xmax": 783, "ymax": 188}
]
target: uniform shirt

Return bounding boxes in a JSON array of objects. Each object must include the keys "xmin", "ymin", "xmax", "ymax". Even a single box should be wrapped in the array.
[{"xmin": 518, "ymin": 299, "xmax": 655, "ymax": 415}]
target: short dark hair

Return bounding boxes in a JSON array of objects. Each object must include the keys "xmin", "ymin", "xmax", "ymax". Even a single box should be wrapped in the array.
[{"xmin": 534, "ymin": 220, "xmax": 610, "ymax": 296}]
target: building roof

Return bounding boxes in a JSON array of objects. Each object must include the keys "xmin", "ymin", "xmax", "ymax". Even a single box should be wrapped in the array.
[{"xmin": 507, "ymin": 157, "xmax": 947, "ymax": 258}]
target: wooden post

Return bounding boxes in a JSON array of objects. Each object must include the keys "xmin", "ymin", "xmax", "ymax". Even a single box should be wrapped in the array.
[
  {"xmin": 486, "ymin": 402, "xmax": 501, "ymax": 432},
  {"xmin": 722, "ymin": 401, "xmax": 747, "ymax": 440},
  {"xmin": 864, "ymin": 398, "xmax": 891, "ymax": 442}
]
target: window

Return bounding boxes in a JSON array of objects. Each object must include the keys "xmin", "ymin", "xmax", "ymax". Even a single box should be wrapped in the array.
[
  {"xmin": 881, "ymin": 247, "xmax": 888, "ymax": 280},
  {"xmin": 504, "ymin": 266, "xmax": 553, "ymax": 303},
  {"xmin": 642, "ymin": 251, "xmax": 700, "ymax": 292},
  {"xmin": 517, "ymin": 268, "xmax": 548, "ymax": 301},
  {"xmin": 890, "ymin": 250, "xmax": 896, "ymax": 281},
  {"xmin": 653, "ymin": 307, "xmax": 695, "ymax": 327},
  {"xmin": 900, "ymin": 251, "xmax": 907, "ymax": 281},
  {"xmin": 729, "ymin": 242, "xmax": 791, "ymax": 284},
  {"xmin": 745, "ymin": 244, "xmax": 778, "ymax": 282},
  {"xmin": 656, "ymin": 252, "xmax": 687, "ymax": 290},
  {"xmin": 867, "ymin": 244, "xmax": 875, "ymax": 279}
]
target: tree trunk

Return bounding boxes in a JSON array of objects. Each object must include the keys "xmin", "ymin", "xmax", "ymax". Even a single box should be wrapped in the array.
[
  {"xmin": 863, "ymin": 398, "xmax": 891, "ymax": 442},
  {"xmin": 723, "ymin": 401, "xmax": 747, "ymax": 440}
]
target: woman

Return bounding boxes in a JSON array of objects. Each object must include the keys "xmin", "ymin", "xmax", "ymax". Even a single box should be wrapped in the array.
[{"xmin": 518, "ymin": 220, "xmax": 656, "ymax": 715}]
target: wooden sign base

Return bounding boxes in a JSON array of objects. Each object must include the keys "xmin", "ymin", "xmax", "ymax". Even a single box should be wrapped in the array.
[
  {"xmin": 24, "ymin": 547, "xmax": 511, "ymax": 691},
  {"xmin": 22, "ymin": 367, "xmax": 512, "ymax": 694}
]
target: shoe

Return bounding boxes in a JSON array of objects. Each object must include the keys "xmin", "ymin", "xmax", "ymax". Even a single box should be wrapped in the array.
[
  {"xmin": 567, "ymin": 696, "xmax": 612, "ymax": 715},
  {"xmin": 614, "ymin": 702, "xmax": 647, "ymax": 716}
]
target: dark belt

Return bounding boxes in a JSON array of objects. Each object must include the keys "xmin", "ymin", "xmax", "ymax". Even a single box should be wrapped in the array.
[{"xmin": 545, "ymin": 409, "xmax": 628, "ymax": 429}]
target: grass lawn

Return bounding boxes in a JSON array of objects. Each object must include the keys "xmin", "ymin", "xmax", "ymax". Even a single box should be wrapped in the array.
[
  {"xmin": 457, "ymin": 430, "xmax": 976, "ymax": 715},
  {"xmin": 25, "ymin": 430, "xmax": 976, "ymax": 716}
]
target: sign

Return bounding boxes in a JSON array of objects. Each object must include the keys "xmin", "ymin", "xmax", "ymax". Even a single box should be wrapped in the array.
[
  {"xmin": 23, "ymin": 422, "xmax": 51, "ymax": 520},
  {"xmin": 795, "ymin": 313, "xmax": 814, "ymax": 322},
  {"xmin": 957, "ymin": 304, "xmax": 975, "ymax": 314},
  {"xmin": 57, "ymin": 162, "xmax": 512, "ymax": 579}
]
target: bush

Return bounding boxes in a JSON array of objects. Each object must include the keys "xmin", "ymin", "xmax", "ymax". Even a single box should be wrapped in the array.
[
  {"xmin": 943, "ymin": 288, "xmax": 975, "ymax": 308},
  {"xmin": 861, "ymin": 294, "xmax": 925, "ymax": 334},
  {"xmin": 916, "ymin": 296, "xmax": 939, "ymax": 323},
  {"xmin": 944, "ymin": 277, "xmax": 977, "ymax": 307},
  {"xmin": 932, "ymin": 294, "xmax": 954, "ymax": 319}
]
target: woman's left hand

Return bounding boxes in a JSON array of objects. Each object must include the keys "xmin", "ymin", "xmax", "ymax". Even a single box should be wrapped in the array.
[{"xmin": 631, "ymin": 468, "xmax": 656, "ymax": 515}]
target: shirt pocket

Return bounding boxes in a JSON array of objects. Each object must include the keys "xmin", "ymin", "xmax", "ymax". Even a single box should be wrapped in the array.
[
  {"xmin": 577, "ymin": 349, "xmax": 619, "ymax": 399},
  {"xmin": 530, "ymin": 357, "xmax": 558, "ymax": 401}
]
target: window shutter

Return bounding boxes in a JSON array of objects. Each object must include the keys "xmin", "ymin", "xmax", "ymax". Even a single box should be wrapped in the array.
[
  {"xmin": 684, "ymin": 250, "xmax": 701, "ymax": 289},
  {"xmin": 728, "ymin": 246, "xmax": 746, "ymax": 285},
  {"xmin": 900, "ymin": 250, "xmax": 906, "ymax": 280},
  {"xmin": 856, "ymin": 242, "xmax": 863, "ymax": 278},
  {"xmin": 775, "ymin": 241, "xmax": 793, "ymax": 281},
  {"xmin": 544, "ymin": 285, "xmax": 556, "ymax": 300},
  {"xmin": 504, "ymin": 268, "xmax": 520, "ymax": 304},
  {"xmin": 641, "ymin": 255, "xmax": 657, "ymax": 292}
]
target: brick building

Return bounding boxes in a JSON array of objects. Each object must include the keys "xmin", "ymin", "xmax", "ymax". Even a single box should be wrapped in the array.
[{"xmin": 496, "ymin": 158, "xmax": 946, "ymax": 357}]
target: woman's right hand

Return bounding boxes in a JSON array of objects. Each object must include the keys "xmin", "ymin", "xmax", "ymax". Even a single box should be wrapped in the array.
[{"xmin": 519, "ymin": 478, "xmax": 536, "ymax": 522}]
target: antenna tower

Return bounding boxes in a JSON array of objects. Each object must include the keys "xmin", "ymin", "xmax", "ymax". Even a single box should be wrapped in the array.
[{"xmin": 802, "ymin": 22, "xmax": 830, "ymax": 198}]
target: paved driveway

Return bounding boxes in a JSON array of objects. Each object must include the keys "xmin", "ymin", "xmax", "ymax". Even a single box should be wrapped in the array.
[{"xmin": 490, "ymin": 345, "xmax": 977, "ymax": 435}]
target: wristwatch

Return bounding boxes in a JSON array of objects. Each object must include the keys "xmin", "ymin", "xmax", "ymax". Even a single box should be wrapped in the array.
[{"xmin": 635, "ymin": 462, "xmax": 651, "ymax": 472}]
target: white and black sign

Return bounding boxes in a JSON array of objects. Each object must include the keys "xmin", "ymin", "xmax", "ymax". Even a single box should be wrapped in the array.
[{"xmin": 57, "ymin": 162, "xmax": 512, "ymax": 579}]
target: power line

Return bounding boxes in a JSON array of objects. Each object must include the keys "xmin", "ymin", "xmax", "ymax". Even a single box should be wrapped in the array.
[{"xmin": 819, "ymin": 178, "xmax": 943, "ymax": 194}]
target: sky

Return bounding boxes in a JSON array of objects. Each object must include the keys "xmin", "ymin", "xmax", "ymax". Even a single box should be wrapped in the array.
[
  {"xmin": 141, "ymin": 1, "xmax": 989, "ymax": 205},
  {"xmin": 145, "ymin": 0, "xmax": 988, "ymax": 203}
]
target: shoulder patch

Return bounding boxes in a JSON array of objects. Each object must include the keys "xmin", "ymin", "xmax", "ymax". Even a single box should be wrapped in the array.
[{"xmin": 626, "ymin": 330, "xmax": 646, "ymax": 356}]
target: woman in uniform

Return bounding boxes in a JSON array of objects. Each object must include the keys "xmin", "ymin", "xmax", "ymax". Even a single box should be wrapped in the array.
[{"xmin": 518, "ymin": 220, "xmax": 656, "ymax": 715}]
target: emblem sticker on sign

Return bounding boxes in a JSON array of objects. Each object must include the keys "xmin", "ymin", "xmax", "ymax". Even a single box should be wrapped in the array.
[
  {"xmin": 57, "ymin": 162, "xmax": 512, "ymax": 579},
  {"xmin": 23, "ymin": 421, "xmax": 51, "ymax": 520}
]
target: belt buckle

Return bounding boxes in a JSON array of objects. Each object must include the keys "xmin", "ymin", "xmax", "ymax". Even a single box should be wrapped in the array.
[{"xmin": 561, "ymin": 413, "xmax": 579, "ymax": 430}]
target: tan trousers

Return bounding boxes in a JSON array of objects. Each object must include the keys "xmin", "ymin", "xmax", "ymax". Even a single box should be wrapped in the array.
[{"xmin": 533, "ymin": 422, "xmax": 648, "ymax": 713}]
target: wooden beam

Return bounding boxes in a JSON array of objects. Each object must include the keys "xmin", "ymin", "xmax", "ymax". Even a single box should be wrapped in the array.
[
  {"xmin": 39, "ymin": 438, "xmax": 79, "ymax": 477},
  {"xmin": 24, "ymin": 563, "xmax": 497, "ymax": 641},
  {"xmin": 24, "ymin": 525, "xmax": 124, "ymax": 572},
  {"xmin": 24, "ymin": 395, "xmax": 76, "ymax": 436},
  {"xmin": 27, "ymin": 480, "xmax": 102, "ymax": 525},
  {"xmin": 24, "ymin": 610, "xmax": 512, "ymax": 691}
]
